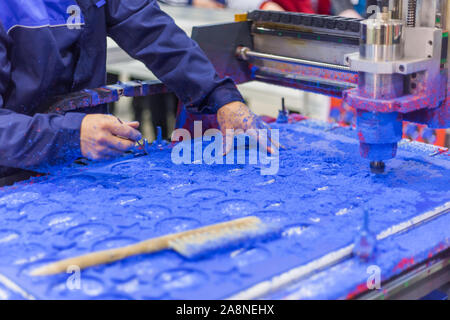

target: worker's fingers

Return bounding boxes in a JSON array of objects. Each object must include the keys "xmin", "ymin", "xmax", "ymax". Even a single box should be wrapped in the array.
[
  {"xmin": 246, "ymin": 116, "xmax": 280, "ymax": 154},
  {"xmin": 85, "ymin": 147, "xmax": 122, "ymax": 161},
  {"xmin": 222, "ymin": 129, "xmax": 235, "ymax": 156},
  {"xmin": 106, "ymin": 122, "xmax": 142, "ymax": 142},
  {"xmin": 247, "ymin": 129, "xmax": 276, "ymax": 155},
  {"xmin": 98, "ymin": 147, "xmax": 124, "ymax": 160},
  {"xmin": 105, "ymin": 134, "xmax": 136, "ymax": 152},
  {"xmin": 270, "ymin": 137, "xmax": 284, "ymax": 151},
  {"xmin": 254, "ymin": 119, "xmax": 285, "ymax": 150},
  {"xmin": 265, "ymin": 129, "xmax": 282, "ymax": 151},
  {"xmin": 113, "ymin": 117, "xmax": 138, "ymax": 128},
  {"xmin": 221, "ymin": 127, "xmax": 280, "ymax": 156},
  {"xmin": 126, "ymin": 121, "xmax": 140, "ymax": 129},
  {"xmin": 257, "ymin": 125, "xmax": 281, "ymax": 151},
  {"xmin": 82, "ymin": 150, "xmax": 100, "ymax": 161},
  {"xmin": 262, "ymin": 138, "xmax": 276, "ymax": 155}
]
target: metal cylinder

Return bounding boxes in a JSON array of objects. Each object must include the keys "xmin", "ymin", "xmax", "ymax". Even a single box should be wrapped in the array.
[
  {"xmin": 355, "ymin": 16, "xmax": 405, "ymax": 163},
  {"xmin": 359, "ymin": 18, "xmax": 404, "ymax": 99},
  {"xmin": 360, "ymin": 18, "xmax": 403, "ymax": 62}
]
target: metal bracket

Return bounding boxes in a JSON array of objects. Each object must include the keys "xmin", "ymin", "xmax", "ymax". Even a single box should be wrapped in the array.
[
  {"xmin": 346, "ymin": 54, "xmax": 434, "ymax": 75},
  {"xmin": 345, "ymin": 28, "xmax": 442, "ymax": 75}
]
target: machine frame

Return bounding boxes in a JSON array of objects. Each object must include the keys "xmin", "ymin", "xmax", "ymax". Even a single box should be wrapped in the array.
[{"xmin": 192, "ymin": 0, "xmax": 450, "ymax": 172}]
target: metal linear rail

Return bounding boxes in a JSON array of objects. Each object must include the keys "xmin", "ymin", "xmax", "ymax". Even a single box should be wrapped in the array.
[
  {"xmin": 236, "ymin": 46, "xmax": 352, "ymax": 72},
  {"xmin": 228, "ymin": 201, "xmax": 450, "ymax": 300}
]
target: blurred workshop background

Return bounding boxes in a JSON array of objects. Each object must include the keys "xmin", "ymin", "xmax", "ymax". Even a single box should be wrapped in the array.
[{"xmin": 106, "ymin": 0, "xmax": 450, "ymax": 147}]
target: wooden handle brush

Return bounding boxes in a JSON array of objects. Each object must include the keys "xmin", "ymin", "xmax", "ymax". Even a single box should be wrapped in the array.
[{"xmin": 31, "ymin": 216, "xmax": 278, "ymax": 276}]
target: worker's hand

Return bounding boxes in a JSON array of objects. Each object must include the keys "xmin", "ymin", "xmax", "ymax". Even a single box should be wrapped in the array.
[
  {"xmin": 192, "ymin": 0, "xmax": 225, "ymax": 9},
  {"xmin": 217, "ymin": 101, "xmax": 279, "ymax": 155},
  {"xmin": 339, "ymin": 9, "xmax": 362, "ymax": 19},
  {"xmin": 80, "ymin": 114, "xmax": 142, "ymax": 160},
  {"xmin": 260, "ymin": 1, "xmax": 285, "ymax": 11}
]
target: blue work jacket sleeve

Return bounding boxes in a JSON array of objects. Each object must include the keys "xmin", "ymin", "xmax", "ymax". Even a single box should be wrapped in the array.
[
  {"xmin": 0, "ymin": 24, "xmax": 85, "ymax": 170},
  {"xmin": 105, "ymin": 0, "xmax": 244, "ymax": 114}
]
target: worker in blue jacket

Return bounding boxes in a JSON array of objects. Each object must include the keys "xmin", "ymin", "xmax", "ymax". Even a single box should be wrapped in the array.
[{"xmin": 0, "ymin": 0, "xmax": 270, "ymax": 184}]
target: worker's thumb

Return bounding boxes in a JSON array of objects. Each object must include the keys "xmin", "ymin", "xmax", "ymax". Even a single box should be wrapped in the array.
[{"xmin": 222, "ymin": 129, "xmax": 234, "ymax": 156}]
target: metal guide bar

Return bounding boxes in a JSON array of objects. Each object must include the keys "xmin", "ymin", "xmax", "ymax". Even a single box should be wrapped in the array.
[
  {"xmin": 228, "ymin": 202, "xmax": 450, "ymax": 300},
  {"xmin": 237, "ymin": 46, "xmax": 352, "ymax": 72},
  {"xmin": 253, "ymin": 70, "xmax": 355, "ymax": 98}
]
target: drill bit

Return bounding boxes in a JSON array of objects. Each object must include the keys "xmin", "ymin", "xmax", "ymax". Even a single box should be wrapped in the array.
[{"xmin": 370, "ymin": 161, "xmax": 385, "ymax": 174}]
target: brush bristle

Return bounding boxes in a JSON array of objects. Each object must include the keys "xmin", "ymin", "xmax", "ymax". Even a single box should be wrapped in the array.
[{"xmin": 169, "ymin": 218, "xmax": 280, "ymax": 259}]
